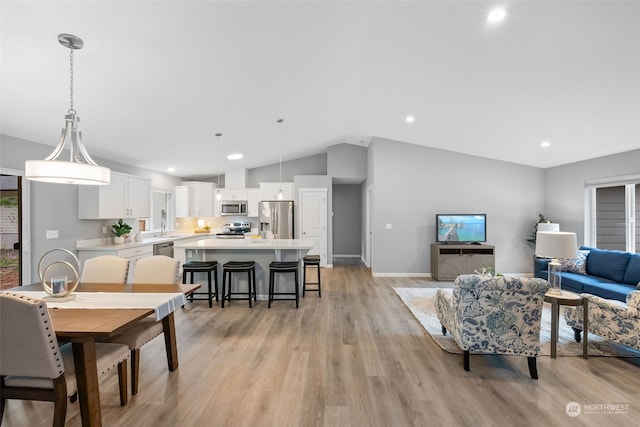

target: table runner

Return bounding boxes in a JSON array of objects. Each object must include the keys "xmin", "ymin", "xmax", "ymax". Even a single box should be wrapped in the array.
[{"xmin": 6, "ymin": 291, "xmax": 186, "ymax": 321}]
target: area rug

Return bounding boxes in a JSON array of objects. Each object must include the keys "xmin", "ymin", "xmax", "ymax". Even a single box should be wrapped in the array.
[{"xmin": 394, "ymin": 287, "xmax": 640, "ymax": 357}]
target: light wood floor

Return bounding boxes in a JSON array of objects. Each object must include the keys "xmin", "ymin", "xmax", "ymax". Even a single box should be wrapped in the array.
[{"xmin": 3, "ymin": 259, "xmax": 640, "ymax": 426}]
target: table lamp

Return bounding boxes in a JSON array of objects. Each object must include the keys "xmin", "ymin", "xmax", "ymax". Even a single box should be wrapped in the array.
[{"xmin": 535, "ymin": 231, "xmax": 578, "ymax": 294}]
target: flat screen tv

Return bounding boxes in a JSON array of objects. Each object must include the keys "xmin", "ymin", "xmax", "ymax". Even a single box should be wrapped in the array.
[{"xmin": 436, "ymin": 214, "xmax": 487, "ymax": 243}]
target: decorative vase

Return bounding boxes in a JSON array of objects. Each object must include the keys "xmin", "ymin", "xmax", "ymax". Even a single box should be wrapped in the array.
[{"xmin": 113, "ymin": 236, "xmax": 125, "ymax": 244}]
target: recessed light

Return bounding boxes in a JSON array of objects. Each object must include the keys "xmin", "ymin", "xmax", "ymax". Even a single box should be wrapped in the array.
[
  {"xmin": 227, "ymin": 153, "xmax": 243, "ymax": 160},
  {"xmin": 405, "ymin": 115, "xmax": 415, "ymax": 123},
  {"xmin": 167, "ymin": 167, "xmax": 176, "ymax": 172},
  {"xmin": 540, "ymin": 141, "xmax": 551, "ymax": 148},
  {"xmin": 487, "ymin": 7, "xmax": 507, "ymax": 24}
]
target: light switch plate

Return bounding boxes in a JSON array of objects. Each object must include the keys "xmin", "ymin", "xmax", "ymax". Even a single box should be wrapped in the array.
[
  {"xmin": 46, "ymin": 230, "xmax": 59, "ymax": 239},
  {"xmin": 386, "ymin": 223, "xmax": 392, "ymax": 229}
]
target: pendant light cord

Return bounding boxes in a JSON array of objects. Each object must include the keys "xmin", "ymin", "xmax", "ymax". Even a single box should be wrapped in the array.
[
  {"xmin": 278, "ymin": 119, "xmax": 284, "ymax": 183},
  {"xmin": 69, "ymin": 47, "xmax": 76, "ymax": 115}
]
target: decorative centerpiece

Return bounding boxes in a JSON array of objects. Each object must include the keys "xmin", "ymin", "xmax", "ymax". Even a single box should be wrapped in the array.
[
  {"xmin": 38, "ymin": 248, "xmax": 80, "ymax": 301},
  {"xmin": 112, "ymin": 218, "xmax": 132, "ymax": 244}
]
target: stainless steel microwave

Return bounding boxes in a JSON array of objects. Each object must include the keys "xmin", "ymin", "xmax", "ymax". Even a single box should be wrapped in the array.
[{"xmin": 221, "ymin": 200, "xmax": 248, "ymax": 216}]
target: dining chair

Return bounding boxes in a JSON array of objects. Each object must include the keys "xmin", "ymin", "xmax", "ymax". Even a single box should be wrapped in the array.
[
  {"xmin": 108, "ymin": 255, "xmax": 180, "ymax": 395},
  {"xmin": 0, "ymin": 293, "xmax": 130, "ymax": 427},
  {"xmin": 81, "ymin": 255, "xmax": 130, "ymax": 283}
]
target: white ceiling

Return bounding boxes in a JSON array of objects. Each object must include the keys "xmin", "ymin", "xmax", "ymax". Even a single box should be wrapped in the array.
[{"xmin": 2, "ymin": 1, "xmax": 639, "ymax": 180}]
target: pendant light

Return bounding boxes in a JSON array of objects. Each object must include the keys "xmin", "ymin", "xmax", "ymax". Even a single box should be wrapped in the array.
[
  {"xmin": 215, "ymin": 133, "xmax": 222, "ymax": 200},
  {"xmin": 25, "ymin": 34, "xmax": 110, "ymax": 185},
  {"xmin": 277, "ymin": 118, "xmax": 284, "ymax": 199}
]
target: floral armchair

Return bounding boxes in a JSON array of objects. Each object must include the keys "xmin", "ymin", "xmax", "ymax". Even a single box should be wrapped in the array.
[
  {"xmin": 563, "ymin": 291, "xmax": 640, "ymax": 351},
  {"xmin": 435, "ymin": 274, "xmax": 550, "ymax": 379}
]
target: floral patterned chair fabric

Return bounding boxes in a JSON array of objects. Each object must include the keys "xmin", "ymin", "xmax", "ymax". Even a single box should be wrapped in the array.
[
  {"xmin": 563, "ymin": 291, "xmax": 640, "ymax": 351},
  {"xmin": 435, "ymin": 274, "xmax": 550, "ymax": 379}
]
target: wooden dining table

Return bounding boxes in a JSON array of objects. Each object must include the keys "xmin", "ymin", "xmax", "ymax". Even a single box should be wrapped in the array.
[{"xmin": 16, "ymin": 282, "xmax": 200, "ymax": 427}]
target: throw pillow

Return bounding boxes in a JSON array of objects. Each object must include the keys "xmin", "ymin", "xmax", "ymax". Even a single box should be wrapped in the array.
[{"xmin": 559, "ymin": 250, "xmax": 589, "ymax": 274}]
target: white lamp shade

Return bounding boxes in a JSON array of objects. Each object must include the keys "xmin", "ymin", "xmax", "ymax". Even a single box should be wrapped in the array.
[
  {"xmin": 537, "ymin": 222, "xmax": 560, "ymax": 232},
  {"xmin": 25, "ymin": 160, "xmax": 110, "ymax": 185},
  {"xmin": 535, "ymin": 231, "xmax": 578, "ymax": 259}
]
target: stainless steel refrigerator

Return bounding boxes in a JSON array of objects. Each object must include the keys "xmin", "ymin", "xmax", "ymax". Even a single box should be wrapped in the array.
[{"xmin": 259, "ymin": 200, "xmax": 294, "ymax": 239}]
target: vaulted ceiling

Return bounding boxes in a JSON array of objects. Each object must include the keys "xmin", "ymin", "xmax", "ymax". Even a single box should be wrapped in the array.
[{"xmin": 2, "ymin": 1, "xmax": 639, "ymax": 179}]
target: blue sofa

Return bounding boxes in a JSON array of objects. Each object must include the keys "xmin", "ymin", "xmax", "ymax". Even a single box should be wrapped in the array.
[{"xmin": 534, "ymin": 246, "xmax": 640, "ymax": 303}]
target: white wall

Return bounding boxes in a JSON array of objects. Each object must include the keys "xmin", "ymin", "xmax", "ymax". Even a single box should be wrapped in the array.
[{"xmin": 368, "ymin": 137, "xmax": 545, "ymax": 276}]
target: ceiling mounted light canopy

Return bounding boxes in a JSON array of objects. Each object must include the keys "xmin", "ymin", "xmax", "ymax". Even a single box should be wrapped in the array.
[{"xmin": 25, "ymin": 33, "xmax": 110, "ymax": 185}]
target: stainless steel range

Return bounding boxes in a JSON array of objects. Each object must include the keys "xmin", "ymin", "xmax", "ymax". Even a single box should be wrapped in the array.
[{"xmin": 216, "ymin": 222, "xmax": 251, "ymax": 239}]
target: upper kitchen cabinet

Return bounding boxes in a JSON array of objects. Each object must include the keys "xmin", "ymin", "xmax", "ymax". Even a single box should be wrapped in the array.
[
  {"xmin": 259, "ymin": 182, "xmax": 294, "ymax": 201},
  {"xmin": 175, "ymin": 181, "xmax": 215, "ymax": 217},
  {"xmin": 79, "ymin": 172, "xmax": 151, "ymax": 219}
]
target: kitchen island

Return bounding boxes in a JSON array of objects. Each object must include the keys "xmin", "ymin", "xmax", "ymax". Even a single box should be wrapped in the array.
[{"xmin": 174, "ymin": 238, "xmax": 317, "ymax": 300}]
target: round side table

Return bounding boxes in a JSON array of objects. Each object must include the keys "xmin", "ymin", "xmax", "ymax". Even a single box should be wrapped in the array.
[{"xmin": 544, "ymin": 290, "xmax": 588, "ymax": 359}]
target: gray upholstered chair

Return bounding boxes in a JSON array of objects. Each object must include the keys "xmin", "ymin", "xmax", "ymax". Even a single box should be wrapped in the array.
[
  {"xmin": 107, "ymin": 255, "xmax": 180, "ymax": 395},
  {"xmin": 0, "ymin": 293, "xmax": 130, "ymax": 427},
  {"xmin": 81, "ymin": 255, "xmax": 130, "ymax": 283},
  {"xmin": 435, "ymin": 274, "xmax": 550, "ymax": 379}
]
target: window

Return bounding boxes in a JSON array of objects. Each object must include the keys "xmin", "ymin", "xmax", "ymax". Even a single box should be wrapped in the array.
[
  {"xmin": 585, "ymin": 174, "xmax": 639, "ymax": 253},
  {"xmin": 146, "ymin": 190, "xmax": 174, "ymax": 232}
]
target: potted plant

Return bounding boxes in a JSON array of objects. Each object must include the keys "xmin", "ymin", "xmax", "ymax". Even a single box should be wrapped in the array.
[{"xmin": 112, "ymin": 219, "xmax": 132, "ymax": 244}]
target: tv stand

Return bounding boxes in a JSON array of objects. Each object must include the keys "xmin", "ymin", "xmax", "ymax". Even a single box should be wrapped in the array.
[{"xmin": 431, "ymin": 243, "xmax": 495, "ymax": 281}]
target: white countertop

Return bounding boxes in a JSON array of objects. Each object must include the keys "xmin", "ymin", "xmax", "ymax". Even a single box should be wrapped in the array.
[
  {"xmin": 76, "ymin": 233, "xmax": 216, "ymax": 251},
  {"xmin": 175, "ymin": 238, "xmax": 317, "ymax": 250}
]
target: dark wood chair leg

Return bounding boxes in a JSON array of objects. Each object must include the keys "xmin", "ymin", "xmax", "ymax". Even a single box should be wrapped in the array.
[
  {"xmin": 572, "ymin": 327, "xmax": 582, "ymax": 343},
  {"xmin": 131, "ymin": 348, "xmax": 140, "ymax": 395},
  {"xmin": 463, "ymin": 351, "xmax": 470, "ymax": 371},
  {"xmin": 528, "ymin": 357, "xmax": 538, "ymax": 380},
  {"xmin": 317, "ymin": 263, "xmax": 321, "ymax": 298},
  {"xmin": 52, "ymin": 375, "xmax": 68, "ymax": 427},
  {"xmin": 294, "ymin": 269, "xmax": 299, "ymax": 308},
  {"xmin": 118, "ymin": 360, "xmax": 128, "ymax": 406}
]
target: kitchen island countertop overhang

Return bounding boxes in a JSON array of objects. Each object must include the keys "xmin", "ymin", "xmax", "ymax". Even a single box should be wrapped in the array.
[{"xmin": 174, "ymin": 238, "xmax": 317, "ymax": 250}]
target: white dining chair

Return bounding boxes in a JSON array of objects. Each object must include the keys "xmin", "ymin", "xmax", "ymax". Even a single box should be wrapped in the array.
[
  {"xmin": 81, "ymin": 255, "xmax": 130, "ymax": 283},
  {"xmin": 0, "ymin": 293, "xmax": 130, "ymax": 427},
  {"xmin": 107, "ymin": 255, "xmax": 180, "ymax": 395}
]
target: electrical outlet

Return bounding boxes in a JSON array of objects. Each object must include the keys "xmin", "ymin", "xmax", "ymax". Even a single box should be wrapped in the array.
[
  {"xmin": 386, "ymin": 223, "xmax": 392, "ymax": 229},
  {"xmin": 102, "ymin": 226, "xmax": 107, "ymax": 234},
  {"xmin": 46, "ymin": 230, "xmax": 59, "ymax": 239}
]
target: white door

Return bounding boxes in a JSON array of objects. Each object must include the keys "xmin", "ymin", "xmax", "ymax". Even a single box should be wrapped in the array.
[{"xmin": 299, "ymin": 188, "xmax": 328, "ymax": 267}]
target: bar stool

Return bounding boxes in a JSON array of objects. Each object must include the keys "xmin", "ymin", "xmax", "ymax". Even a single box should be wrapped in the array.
[
  {"xmin": 222, "ymin": 261, "xmax": 256, "ymax": 308},
  {"xmin": 182, "ymin": 261, "xmax": 218, "ymax": 308},
  {"xmin": 268, "ymin": 261, "xmax": 300, "ymax": 308},
  {"xmin": 302, "ymin": 255, "xmax": 321, "ymax": 297}
]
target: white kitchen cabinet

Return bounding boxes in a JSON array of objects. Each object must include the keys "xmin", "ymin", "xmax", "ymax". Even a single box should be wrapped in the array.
[
  {"xmin": 79, "ymin": 172, "xmax": 151, "ymax": 219},
  {"xmin": 78, "ymin": 245, "xmax": 154, "ymax": 283},
  {"xmin": 219, "ymin": 189, "xmax": 248, "ymax": 201},
  {"xmin": 247, "ymin": 188, "xmax": 260, "ymax": 217},
  {"xmin": 259, "ymin": 182, "xmax": 294, "ymax": 201},
  {"xmin": 176, "ymin": 181, "xmax": 215, "ymax": 217}
]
